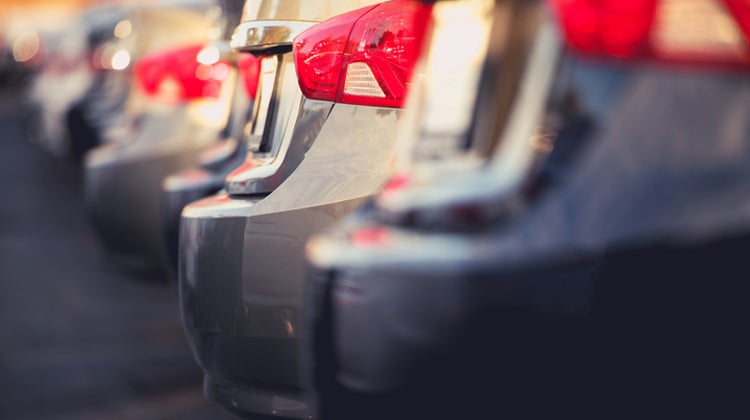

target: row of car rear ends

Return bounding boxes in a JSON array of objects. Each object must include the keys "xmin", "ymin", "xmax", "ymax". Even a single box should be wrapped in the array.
[
  {"xmin": 180, "ymin": 0, "xmax": 750, "ymax": 418},
  {"xmin": 13, "ymin": 0, "xmax": 749, "ymax": 418}
]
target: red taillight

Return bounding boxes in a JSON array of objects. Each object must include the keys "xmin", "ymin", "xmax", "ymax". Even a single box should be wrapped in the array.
[
  {"xmin": 379, "ymin": 172, "xmax": 412, "ymax": 202},
  {"xmin": 293, "ymin": 0, "xmax": 433, "ymax": 108},
  {"xmin": 350, "ymin": 226, "xmax": 390, "ymax": 247},
  {"xmin": 723, "ymin": 0, "xmax": 750, "ymax": 39},
  {"xmin": 134, "ymin": 44, "xmax": 230, "ymax": 103},
  {"xmin": 551, "ymin": 0, "xmax": 750, "ymax": 68},
  {"xmin": 237, "ymin": 53, "xmax": 261, "ymax": 99}
]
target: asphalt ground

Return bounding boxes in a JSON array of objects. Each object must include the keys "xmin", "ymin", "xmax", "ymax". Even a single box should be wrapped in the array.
[{"xmin": 0, "ymin": 91, "xmax": 234, "ymax": 419}]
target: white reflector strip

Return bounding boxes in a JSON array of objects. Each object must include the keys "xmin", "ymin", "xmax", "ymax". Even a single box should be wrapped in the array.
[
  {"xmin": 653, "ymin": 0, "xmax": 747, "ymax": 57},
  {"xmin": 344, "ymin": 62, "xmax": 386, "ymax": 98}
]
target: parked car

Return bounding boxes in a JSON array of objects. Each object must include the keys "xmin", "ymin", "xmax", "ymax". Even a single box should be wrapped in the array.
[
  {"xmin": 304, "ymin": 0, "xmax": 750, "ymax": 418},
  {"xmin": 178, "ymin": 0, "xmax": 432, "ymax": 417},
  {"xmin": 84, "ymin": 0, "xmax": 244, "ymax": 272},
  {"xmin": 22, "ymin": 3, "xmax": 126, "ymax": 158}
]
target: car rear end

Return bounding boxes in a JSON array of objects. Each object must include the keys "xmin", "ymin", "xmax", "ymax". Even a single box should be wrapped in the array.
[
  {"xmin": 178, "ymin": 0, "xmax": 433, "ymax": 417},
  {"xmin": 83, "ymin": 0, "xmax": 243, "ymax": 272},
  {"xmin": 305, "ymin": 0, "xmax": 750, "ymax": 418}
]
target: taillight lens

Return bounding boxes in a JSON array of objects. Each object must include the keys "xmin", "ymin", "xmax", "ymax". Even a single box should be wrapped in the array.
[
  {"xmin": 134, "ymin": 44, "xmax": 231, "ymax": 103},
  {"xmin": 237, "ymin": 53, "xmax": 261, "ymax": 100},
  {"xmin": 293, "ymin": 0, "xmax": 433, "ymax": 108},
  {"xmin": 551, "ymin": 0, "xmax": 750, "ymax": 68}
]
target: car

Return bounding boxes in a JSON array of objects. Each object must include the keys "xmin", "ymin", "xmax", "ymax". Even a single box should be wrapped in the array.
[
  {"xmin": 177, "ymin": 0, "xmax": 432, "ymax": 417},
  {"xmin": 84, "ymin": 0, "xmax": 246, "ymax": 273},
  {"xmin": 304, "ymin": 0, "xmax": 750, "ymax": 418},
  {"xmin": 21, "ymin": 3, "xmax": 125, "ymax": 158}
]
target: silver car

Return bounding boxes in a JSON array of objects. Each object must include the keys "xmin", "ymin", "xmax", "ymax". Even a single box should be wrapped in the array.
[
  {"xmin": 305, "ymin": 0, "xmax": 750, "ymax": 418},
  {"xmin": 178, "ymin": 0, "xmax": 433, "ymax": 417}
]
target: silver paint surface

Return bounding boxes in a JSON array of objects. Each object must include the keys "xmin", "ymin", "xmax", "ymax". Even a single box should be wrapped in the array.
[{"xmin": 180, "ymin": 104, "xmax": 401, "ymax": 417}]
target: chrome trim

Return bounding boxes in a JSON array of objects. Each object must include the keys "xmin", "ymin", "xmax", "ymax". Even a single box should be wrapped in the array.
[
  {"xmin": 225, "ymin": 54, "xmax": 309, "ymax": 195},
  {"xmin": 249, "ymin": 55, "xmax": 280, "ymax": 145},
  {"xmin": 230, "ymin": 20, "xmax": 317, "ymax": 53}
]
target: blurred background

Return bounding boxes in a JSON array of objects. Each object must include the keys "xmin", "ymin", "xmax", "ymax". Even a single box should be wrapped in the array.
[{"xmin": 0, "ymin": 0, "xmax": 235, "ymax": 418}]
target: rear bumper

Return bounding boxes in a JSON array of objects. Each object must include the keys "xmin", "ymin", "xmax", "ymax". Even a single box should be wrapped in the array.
[
  {"xmin": 311, "ymin": 224, "xmax": 750, "ymax": 417},
  {"xmin": 306, "ymin": 220, "xmax": 485, "ymax": 394},
  {"xmin": 202, "ymin": 349, "xmax": 308, "ymax": 419},
  {"xmin": 179, "ymin": 193, "xmax": 307, "ymax": 418},
  {"xmin": 179, "ymin": 193, "xmax": 367, "ymax": 418}
]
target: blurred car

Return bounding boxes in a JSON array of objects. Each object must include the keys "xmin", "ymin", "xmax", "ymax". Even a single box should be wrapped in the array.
[
  {"xmin": 84, "ymin": 0, "xmax": 243, "ymax": 272},
  {"xmin": 21, "ymin": 0, "xmax": 217, "ymax": 159},
  {"xmin": 304, "ymin": 0, "xmax": 750, "ymax": 418},
  {"xmin": 22, "ymin": 3, "xmax": 125, "ymax": 158},
  {"xmin": 178, "ymin": 0, "xmax": 432, "ymax": 417}
]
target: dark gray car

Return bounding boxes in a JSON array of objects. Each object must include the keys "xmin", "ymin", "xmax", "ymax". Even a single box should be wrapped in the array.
[{"xmin": 305, "ymin": 0, "xmax": 750, "ymax": 418}]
